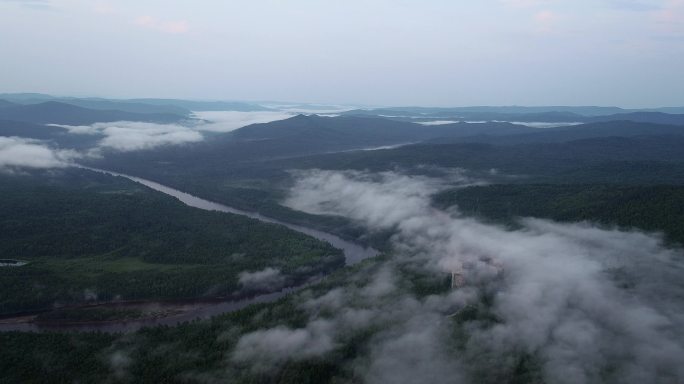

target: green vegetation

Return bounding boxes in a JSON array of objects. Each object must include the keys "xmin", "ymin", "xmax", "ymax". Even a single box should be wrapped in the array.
[
  {"xmin": 0, "ymin": 169, "xmax": 344, "ymax": 315},
  {"xmin": 4, "ymin": 116, "xmax": 684, "ymax": 382},
  {"xmin": 0, "ymin": 253, "xmax": 546, "ymax": 383},
  {"xmin": 0, "ymin": 332, "xmax": 116, "ymax": 383},
  {"xmin": 434, "ymin": 184, "xmax": 684, "ymax": 246},
  {"xmin": 88, "ymin": 133, "xmax": 684, "ymax": 252}
]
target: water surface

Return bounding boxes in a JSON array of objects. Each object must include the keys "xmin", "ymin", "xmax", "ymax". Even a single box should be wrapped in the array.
[{"xmin": 0, "ymin": 168, "xmax": 378, "ymax": 333}]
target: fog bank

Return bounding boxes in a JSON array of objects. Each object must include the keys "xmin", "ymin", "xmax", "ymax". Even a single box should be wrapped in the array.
[{"xmin": 231, "ymin": 169, "xmax": 684, "ymax": 383}]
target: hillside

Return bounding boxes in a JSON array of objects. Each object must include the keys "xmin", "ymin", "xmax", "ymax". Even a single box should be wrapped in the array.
[
  {"xmin": 0, "ymin": 168, "xmax": 343, "ymax": 315},
  {"xmin": 128, "ymin": 98, "xmax": 273, "ymax": 112},
  {"xmin": 0, "ymin": 101, "xmax": 186, "ymax": 125},
  {"xmin": 0, "ymin": 99, "xmax": 17, "ymax": 108},
  {"xmin": 434, "ymin": 184, "xmax": 684, "ymax": 245},
  {"xmin": 428, "ymin": 120, "xmax": 684, "ymax": 145}
]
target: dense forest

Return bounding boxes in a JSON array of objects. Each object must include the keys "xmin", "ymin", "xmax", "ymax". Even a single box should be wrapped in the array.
[
  {"xmin": 2, "ymin": 110, "xmax": 684, "ymax": 383},
  {"xmin": 0, "ymin": 257, "xmax": 493, "ymax": 384},
  {"xmin": 85, "ymin": 131, "xmax": 684, "ymax": 252},
  {"xmin": 434, "ymin": 184, "xmax": 684, "ymax": 246},
  {"xmin": 0, "ymin": 169, "xmax": 343, "ymax": 315}
]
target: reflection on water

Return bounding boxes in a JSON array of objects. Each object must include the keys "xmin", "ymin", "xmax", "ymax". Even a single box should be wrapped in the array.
[
  {"xmin": 113, "ymin": 170, "xmax": 378, "ymax": 265},
  {"xmin": 0, "ymin": 168, "xmax": 378, "ymax": 333}
]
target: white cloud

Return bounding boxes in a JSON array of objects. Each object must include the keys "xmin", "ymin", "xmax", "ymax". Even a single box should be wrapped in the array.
[
  {"xmin": 98, "ymin": 123, "xmax": 202, "ymax": 151},
  {"xmin": 0, "ymin": 136, "xmax": 78, "ymax": 169},
  {"xmin": 47, "ymin": 111, "xmax": 297, "ymax": 152},
  {"xmin": 232, "ymin": 320, "xmax": 337, "ymax": 370},
  {"xmin": 191, "ymin": 111, "xmax": 294, "ymax": 133},
  {"xmin": 51, "ymin": 112, "xmax": 296, "ymax": 152},
  {"xmin": 284, "ymin": 170, "xmax": 475, "ymax": 228},
  {"xmin": 503, "ymin": 121, "xmax": 583, "ymax": 128},
  {"xmin": 52, "ymin": 121, "xmax": 203, "ymax": 152},
  {"xmin": 238, "ymin": 267, "xmax": 285, "ymax": 291},
  {"xmin": 416, "ymin": 120, "xmax": 459, "ymax": 125},
  {"xmin": 263, "ymin": 169, "xmax": 684, "ymax": 383}
]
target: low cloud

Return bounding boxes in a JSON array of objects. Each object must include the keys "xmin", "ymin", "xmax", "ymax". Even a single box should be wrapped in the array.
[
  {"xmin": 98, "ymin": 123, "xmax": 202, "ymax": 151},
  {"xmin": 232, "ymin": 320, "xmax": 336, "ymax": 369},
  {"xmin": 231, "ymin": 169, "xmax": 684, "ymax": 383},
  {"xmin": 0, "ymin": 136, "xmax": 78, "ymax": 170},
  {"xmin": 284, "ymin": 169, "xmax": 476, "ymax": 228},
  {"xmin": 50, "ymin": 111, "xmax": 294, "ymax": 152},
  {"xmin": 417, "ymin": 120, "xmax": 459, "ymax": 126},
  {"xmin": 52, "ymin": 121, "xmax": 203, "ymax": 152},
  {"xmin": 191, "ymin": 111, "xmax": 294, "ymax": 132},
  {"xmin": 108, "ymin": 350, "xmax": 132, "ymax": 380},
  {"xmin": 238, "ymin": 267, "xmax": 286, "ymax": 291}
]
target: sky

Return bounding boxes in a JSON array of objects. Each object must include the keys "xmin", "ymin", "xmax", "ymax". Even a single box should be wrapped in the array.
[{"xmin": 1, "ymin": 0, "xmax": 683, "ymax": 107}]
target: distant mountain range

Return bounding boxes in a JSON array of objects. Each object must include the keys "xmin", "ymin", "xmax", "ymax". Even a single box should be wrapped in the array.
[
  {"xmin": 0, "ymin": 99, "xmax": 17, "ymax": 108},
  {"xmin": 426, "ymin": 120, "xmax": 684, "ymax": 145},
  {"xmin": 0, "ymin": 93, "xmax": 272, "ymax": 113},
  {"xmin": 0, "ymin": 101, "xmax": 186, "ymax": 125},
  {"xmin": 344, "ymin": 107, "xmax": 684, "ymax": 125},
  {"xmin": 85, "ymin": 113, "xmax": 684, "ymax": 178},
  {"xmin": 344, "ymin": 105, "xmax": 684, "ymax": 118},
  {"xmin": 126, "ymin": 98, "xmax": 274, "ymax": 112},
  {"xmin": 232, "ymin": 114, "xmax": 684, "ymax": 149},
  {"xmin": 587, "ymin": 112, "xmax": 684, "ymax": 125}
]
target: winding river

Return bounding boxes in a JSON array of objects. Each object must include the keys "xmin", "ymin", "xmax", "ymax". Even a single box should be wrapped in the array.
[{"xmin": 0, "ymin": 168, "xmax": 378, "ymax": 333}]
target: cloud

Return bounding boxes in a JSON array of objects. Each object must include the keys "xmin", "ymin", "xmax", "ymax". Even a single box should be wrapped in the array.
[
  {"xmin": 417, "ymin": 120, "xmax": 459, "ymax": 126},
  {"xmin": 0, "ymin": 136, "xmax": 78, "ymax": 170},
  {"xmin": 108, "ymin": 350, "xmax": 132, "ymax": 380},
  {"xmin": 362, "ymin": 312, "xmax": 468, "ymax": 384},
  {"xmin": 51, "ymin": 111, "xmax": 293, "ymax": 152},
  {"xmin": 134, "ymin": 15, "xmax": 189, "ymax": 34},
  {"xmin": 239, "ymin": 169, "xmax": 684, "ymax": 383},
  {"xmin": 238, "ymin": 267, "xmax": 286, "ymax": 292},
  {"xmin": 191, "ymin": 111, "xmax": 295, "ymax": 133},
  {"xmin": 232, "ymin": 320, "xmax": 337, "ymax": 369},
  {"xmin": 52, "ymin": 121, "xmax": 203, "ymax": 152},
  {"xmin": 284, "ymin": 170, "xmax": 476, "ymax": 229},
  {"xmin": 98, "ymin": 123, "xmax": 201, "ymax": 151}
]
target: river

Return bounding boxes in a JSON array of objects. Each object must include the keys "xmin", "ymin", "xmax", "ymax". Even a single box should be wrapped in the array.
[{"xmin": 0, "ymin": 168, "xmax": 378, "ymax": 333}]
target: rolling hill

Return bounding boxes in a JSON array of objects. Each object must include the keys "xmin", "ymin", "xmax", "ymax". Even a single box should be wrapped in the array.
[{"xmin": 0, "ymin": 101, "xmax": 187, "ymax": 125}]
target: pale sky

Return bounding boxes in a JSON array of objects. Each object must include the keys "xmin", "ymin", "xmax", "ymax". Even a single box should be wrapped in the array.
[{"xmin": 1, "ymin": 0, "xmax": 683, "ymax": 107}]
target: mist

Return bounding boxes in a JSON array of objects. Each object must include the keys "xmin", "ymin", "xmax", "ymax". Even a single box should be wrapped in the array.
[
  {"xmin": 0, "ymin": 136, "xmax": 78, "ymax": 170},
  {"xmin": 238, "ymin": 267, "xmax": 286, "ymax": 292},
  {"xmin": 47, "ymin": 110, "xmax": 295, "ymax": 153},
  {"xmin": 230, "ymin": 169, "xmax": 684, "ymax": 383},
  {"xmin": 191, "ymin": 111, "xmax": 294, "ymax": 132}
]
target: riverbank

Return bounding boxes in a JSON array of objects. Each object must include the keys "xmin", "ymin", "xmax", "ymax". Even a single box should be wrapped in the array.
[{"xmin": 0, "ymin": 168, "xmax": 378, "ymax": 333}]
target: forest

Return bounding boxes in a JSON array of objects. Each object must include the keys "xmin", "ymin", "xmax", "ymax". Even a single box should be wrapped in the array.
[
  {"xmin": 434, "ymin": 184, "xmax": 684, "ymax": 247},
  {"xmin": 0, "ymin": 257, "xmax": 478, "ymax": 384},
  {"xmin": 0, "ymin": 169, "xmax": 343, "ymax": 315},
  {"xmin": 2, "ymin": 111, "xmax": 684, "ymax": 383}
]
